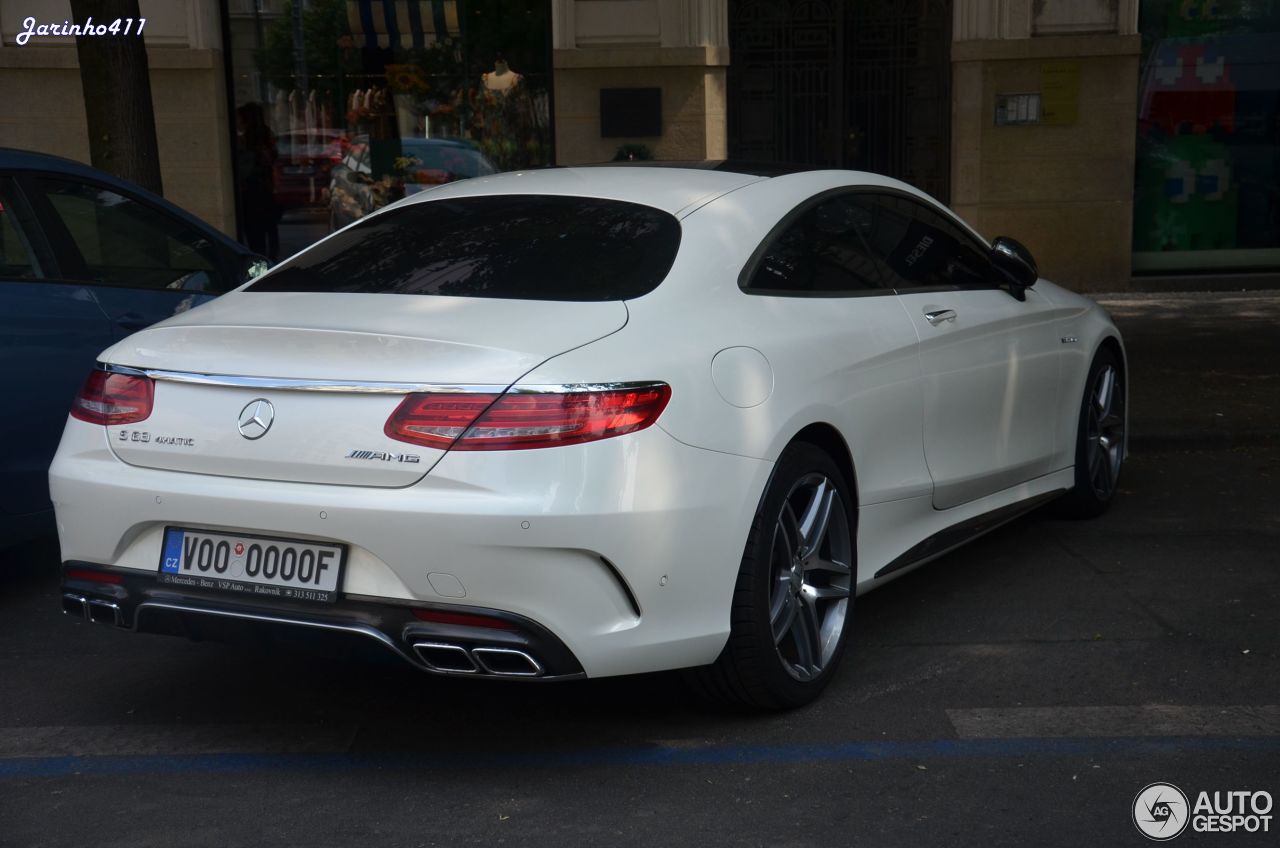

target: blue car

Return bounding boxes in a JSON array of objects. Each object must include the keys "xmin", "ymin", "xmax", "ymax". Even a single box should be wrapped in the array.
[{"xmin": 0, "ymin": 149, "xmax": 265, "ymax": 545}]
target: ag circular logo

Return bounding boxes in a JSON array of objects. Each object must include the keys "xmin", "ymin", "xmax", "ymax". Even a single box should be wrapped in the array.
[{"xmin": 1133, "ymin": 783, "xmax": 1190, "ymax": 840}]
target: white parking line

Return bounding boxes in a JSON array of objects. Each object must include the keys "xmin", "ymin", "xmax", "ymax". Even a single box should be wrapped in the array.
[
  {"xmin": 948, "ymin": 705, "xmax": 1280, "ymax": 739},
  {"xmin": 0, "ymin": 724, "xmax": 353, "ymax": 758}
]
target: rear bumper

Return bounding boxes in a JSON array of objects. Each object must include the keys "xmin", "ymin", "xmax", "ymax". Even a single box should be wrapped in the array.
[
  {"xmin": 61, "ymin": 562, "xmax": 585, "ymax": 679},
  {"xmin": 50, "ymin": 417, "xmax": 771, "ymax": 678}
]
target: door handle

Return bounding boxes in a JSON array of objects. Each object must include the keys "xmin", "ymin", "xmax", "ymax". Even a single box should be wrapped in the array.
[{"xmin": 924, "ymin": 308, "xmax": 956, "ymax": 326}]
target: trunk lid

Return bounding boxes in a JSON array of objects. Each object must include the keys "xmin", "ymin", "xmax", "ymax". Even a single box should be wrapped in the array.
[{"xmin": 100, "ymin": 293, "xmax": 628, "ymax": 486}]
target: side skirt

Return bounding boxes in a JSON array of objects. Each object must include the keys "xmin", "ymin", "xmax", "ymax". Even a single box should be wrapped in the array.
[{"xmin": 873, "ymin": 489, "xmax": 1066, "ymax": 579}]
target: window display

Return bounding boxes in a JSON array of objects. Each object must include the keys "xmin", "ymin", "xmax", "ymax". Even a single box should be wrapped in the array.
[
  {"xmin": 226, "ymin": 0, "xmax": 552, "ymax": 258},
  {"xmin": 1133, "ymin": 1, "xmax": 1280, "ymax": 272}
]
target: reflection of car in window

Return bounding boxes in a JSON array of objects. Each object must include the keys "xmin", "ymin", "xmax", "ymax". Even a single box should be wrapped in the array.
[
  {"xmin": 272, "ymin": 129, "xmax": 349, "ymax": 211},
  {"xmin": 327, "ymin": 135, "xmax": 497, "ymax": 230}
]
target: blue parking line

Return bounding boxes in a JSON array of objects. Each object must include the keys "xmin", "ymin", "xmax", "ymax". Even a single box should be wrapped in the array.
[{"xmin": 3, "ymin": 735, "xmax": 1280, "ymax": 779}]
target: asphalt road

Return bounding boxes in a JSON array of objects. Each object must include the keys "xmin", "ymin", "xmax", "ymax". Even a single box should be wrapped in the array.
[{"xmin": 1, "ymin": 292, "xmax": 1277, "ymax": 847}]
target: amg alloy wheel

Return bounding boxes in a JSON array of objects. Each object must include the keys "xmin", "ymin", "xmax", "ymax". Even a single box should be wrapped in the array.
[
  {"xmin": 768, "ymin": 473, "xmax": 852, "ymax": 682},
  {"xmin": 1058, "ymin": 346, "xmax": 1126, "ymax": 518},
  {"xmin": 691, "ymin": 442, "xmax": 855, "ymax": 710}
]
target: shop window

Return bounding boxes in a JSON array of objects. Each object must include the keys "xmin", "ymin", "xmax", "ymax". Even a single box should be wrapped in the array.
[
  {"xmin": 226, "ymin": 0, "xmax": 553, "ymax": 260},
  {"xmin": 1134, "ymin": 1, "xmax": 1280, "ymax": 272}
]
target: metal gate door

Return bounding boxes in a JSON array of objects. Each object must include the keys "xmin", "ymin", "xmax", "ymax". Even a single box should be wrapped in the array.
[{"xmin": 728, "ymin": 0, "xmax": 952, "ymax": 202}]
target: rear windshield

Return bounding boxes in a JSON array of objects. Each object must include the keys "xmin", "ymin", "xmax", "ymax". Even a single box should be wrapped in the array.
[{"xmin": 248, "ymin": 195, "xmax": 681, "ymax": 301}]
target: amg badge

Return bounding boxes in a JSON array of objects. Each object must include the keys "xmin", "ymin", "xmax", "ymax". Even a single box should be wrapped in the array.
[{"xmin": 345, "ymin": 450, "xmax": 421, "ymax": 463}]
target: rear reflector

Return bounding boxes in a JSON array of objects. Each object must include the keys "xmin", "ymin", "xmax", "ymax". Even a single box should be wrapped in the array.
[
  {"xmin": 412, "ymin": 609, "xmax": 520, "ymax": 631},
  {"xmin": 65, "ymin": 567, "xmax": 124, "ymax": 585},
  {"xmin": 385, "ymin": 383, "xmax": 671, "ymax": 451},
  {"xmin": 70, "ymin": 369, "xmax": 154, "ymax": 426}
]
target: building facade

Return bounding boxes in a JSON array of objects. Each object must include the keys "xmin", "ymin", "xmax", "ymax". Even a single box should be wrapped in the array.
[
  {"xmin": 1, "ymin": 0, "xmax": 1276, "ymax": 290},
  {"xmin": 0, "ymin": 1, "xmax": 236, "ymax": 234}
]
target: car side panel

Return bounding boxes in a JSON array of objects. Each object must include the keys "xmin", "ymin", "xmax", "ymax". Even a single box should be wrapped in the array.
[
  {"xmin": 1036, "ymin": 285, "xmax": 1128, "ymax": 470},
  {"xmin": 0, "ymin": 279, "xmax": 114, "ymax": 516},
  {"xmin": 897, "ymin": 285, "xmax": 1066, "ymax": 509},
  {"xmin": 517, "ymin": 178, "xmax": 934, "ymax": 511}
]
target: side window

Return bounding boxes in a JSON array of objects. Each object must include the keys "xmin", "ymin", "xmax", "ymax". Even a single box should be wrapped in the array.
[
  {"xmin": 0, "ymin": 181, "xmax": 41, "ymax": 280},
  {"xmin": 32, "ymin": 177, "xmax": 230, "ymax": 292},
  {"xmin": 744, "ymin": 193, "xmax": 891, "ymax": 295},
  {"xmin": 861, "ymin": 194, "xmax": 995, "ymax": 291}
]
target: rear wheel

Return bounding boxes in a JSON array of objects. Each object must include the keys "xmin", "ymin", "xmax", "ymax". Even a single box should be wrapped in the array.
[
  {"xmin": 1057, "ymin": 346, "xmax": 1126, "ymax": 518},
  {"xmin": 690, "ymin": 442, "xmax": 855, "ymax": 710}
]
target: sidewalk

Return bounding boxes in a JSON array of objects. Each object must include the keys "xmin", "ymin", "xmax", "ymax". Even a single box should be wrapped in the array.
[{"xmin": 1094, "ymin": 291, "xmax": 1280, "ymax": 451}]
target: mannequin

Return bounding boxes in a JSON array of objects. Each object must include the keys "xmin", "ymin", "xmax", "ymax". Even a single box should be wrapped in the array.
[{"xmin": 482, "ymin": 55, "xmax": 522, "ymax": 95}]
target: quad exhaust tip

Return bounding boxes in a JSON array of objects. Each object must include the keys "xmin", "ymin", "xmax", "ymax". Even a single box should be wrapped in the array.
[
  {"xmin": 62, "ymin": 593, "xmax": 124, "ymax": 627},
  {"xmin": 412, "ymin": 642, "xmax": 543, "ymax": 677},
  {"xmin": 61, "ymin": 593, "xmax": 88, "ymax": 619}
]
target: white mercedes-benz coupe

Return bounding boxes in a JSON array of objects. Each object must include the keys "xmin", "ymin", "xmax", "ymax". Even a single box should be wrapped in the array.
[{"xmin": 50, "ymin": 163, "xmax": 1127, "ymax": 709}]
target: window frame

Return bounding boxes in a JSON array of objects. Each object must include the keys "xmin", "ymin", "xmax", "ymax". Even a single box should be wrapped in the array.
[
  {"xmin": 737, "ymin": 187, "xmax": 900, "ymax": 299},
  {"xmin": 0, "ymin": 174, "xmax": 51, "ymax": 281},
  {"xmin": 871, "ymin": 191, "xmax": 1000, "ymax": 295},
  {"xmin": 246, "ymin": 193, "xmax": 684, "ymax": 302},
  {"xmin": 15, "ymin": 172, "xmax": 239, "ymax": 294},
  {"xmin": 739, "ymin": 185, "xmax": 1000, "ymax": 298}
]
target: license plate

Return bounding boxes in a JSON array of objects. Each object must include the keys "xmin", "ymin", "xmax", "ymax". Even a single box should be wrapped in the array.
[{"xmin": 158, "ymin": 527, "xmax": 345, "ymax": 603}]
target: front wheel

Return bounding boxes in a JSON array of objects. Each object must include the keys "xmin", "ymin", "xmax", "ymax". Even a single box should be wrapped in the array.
[
  {"xmin": 690, "ymin": 442, "xmax": 855, "ymax": 710},
  {"xmin": 1057, "ymin": 346, "xmax": 1127, "ymax": 518}
]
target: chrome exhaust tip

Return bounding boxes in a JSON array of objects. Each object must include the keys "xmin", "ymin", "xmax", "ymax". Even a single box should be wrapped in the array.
[
  {"xmin": 87, "ymin": 599, "xmax": 123, "ymax": 627},
  {"xmin": 472, "ymin": 647, "xmax": 543, "ymax": 677},
  {"xmin": 412, "ymin": 642, "xmax": 479, "ymax": 674},
  {"xmin": 61, "ymin": 593, "xmax": 89, "ymax": 619}
]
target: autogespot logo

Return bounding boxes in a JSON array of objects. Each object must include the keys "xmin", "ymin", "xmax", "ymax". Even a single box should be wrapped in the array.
[{"xmin": 1133, "ymin": 783, "xmax": 1190, "ymax": 841}]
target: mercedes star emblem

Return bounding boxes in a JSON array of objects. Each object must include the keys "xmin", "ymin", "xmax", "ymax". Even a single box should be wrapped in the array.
[{"xmin": 237, "ymin": 398, "xmax": 275, "ymax": 440}]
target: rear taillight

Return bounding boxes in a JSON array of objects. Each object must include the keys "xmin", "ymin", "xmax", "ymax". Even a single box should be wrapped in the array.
[
  {"xmin": 385, "ymin": 383, "xmax": 671, "ymax": 451},
  {"xmin": 70, "ymin": 369, "xmax": 154, "ymax": 426}
]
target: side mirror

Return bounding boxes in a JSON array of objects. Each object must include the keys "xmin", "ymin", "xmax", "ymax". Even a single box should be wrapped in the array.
[
  {"xmin": 990, "ymin": 236, "xmax": 1038, "ymax": 300},
  {"xmin": 242, "ymin": 254, "xmax": 272, "ymax": 282}
]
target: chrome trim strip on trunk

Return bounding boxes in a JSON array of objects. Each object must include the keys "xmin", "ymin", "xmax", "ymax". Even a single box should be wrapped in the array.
[
  {"xmin": 100, "ymin": 363, "xmax": 666, "ymax": 397},
  {"xmin": 100, "ymin": 363, "xmax": 501, "ymax": 395}
]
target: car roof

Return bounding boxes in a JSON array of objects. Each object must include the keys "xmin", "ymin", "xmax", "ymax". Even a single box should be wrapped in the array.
[
  {"xmin": 395, "ymin": 162, "xmax": 947, "ymax": 220},
  {"xmin": 0, "ymin": 146, "xmax": 249, "ymax": 255},
  {"xmin": 577, "ymin": 159, "xmax": 823, "ymax": 177},
  {"xmin": 398, "ymin": 165, "xmax": 769, "ymax": 217}
]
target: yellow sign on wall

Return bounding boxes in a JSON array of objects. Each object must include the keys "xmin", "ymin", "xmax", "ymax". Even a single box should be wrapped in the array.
[{"xmin": 1040, "ymin": 61, "xmax": 1079, "ymax": 126}]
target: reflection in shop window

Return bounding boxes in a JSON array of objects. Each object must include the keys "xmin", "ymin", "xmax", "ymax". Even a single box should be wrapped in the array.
[
  {"xmin": 226, "ymin": 0, "xmax": 552, "ymax": 258},
  {"xmin": 1133, "ymin": 1, "xmax": 1280, "ymax": 273}
]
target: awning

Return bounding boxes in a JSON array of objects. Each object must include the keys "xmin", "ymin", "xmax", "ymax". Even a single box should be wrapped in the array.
[{"xmin": 346, "ymin": 0, "xmax": 461, "ymax": 49}]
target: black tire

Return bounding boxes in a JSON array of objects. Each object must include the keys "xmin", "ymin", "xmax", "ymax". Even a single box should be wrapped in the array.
[
  {"xmin": 689, "ymin": 441, "xmax": 856, "ymax": 710},
  {"xmin": 1056, "ymin": 346, "xmax": 1127, "ymax": 519}
]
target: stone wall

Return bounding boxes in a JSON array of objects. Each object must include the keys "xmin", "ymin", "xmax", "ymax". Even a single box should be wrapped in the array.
[
  {"xmin": 0, "ymin": 0, "xmax": 236, "ymax": 236},
  {"xmin": 551, "ymin": 0, "xmax": 728, "ymax": 164},
  {"xmin": 951, "ymin": 0, "xmax": 1140, "ymax": 290}
]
